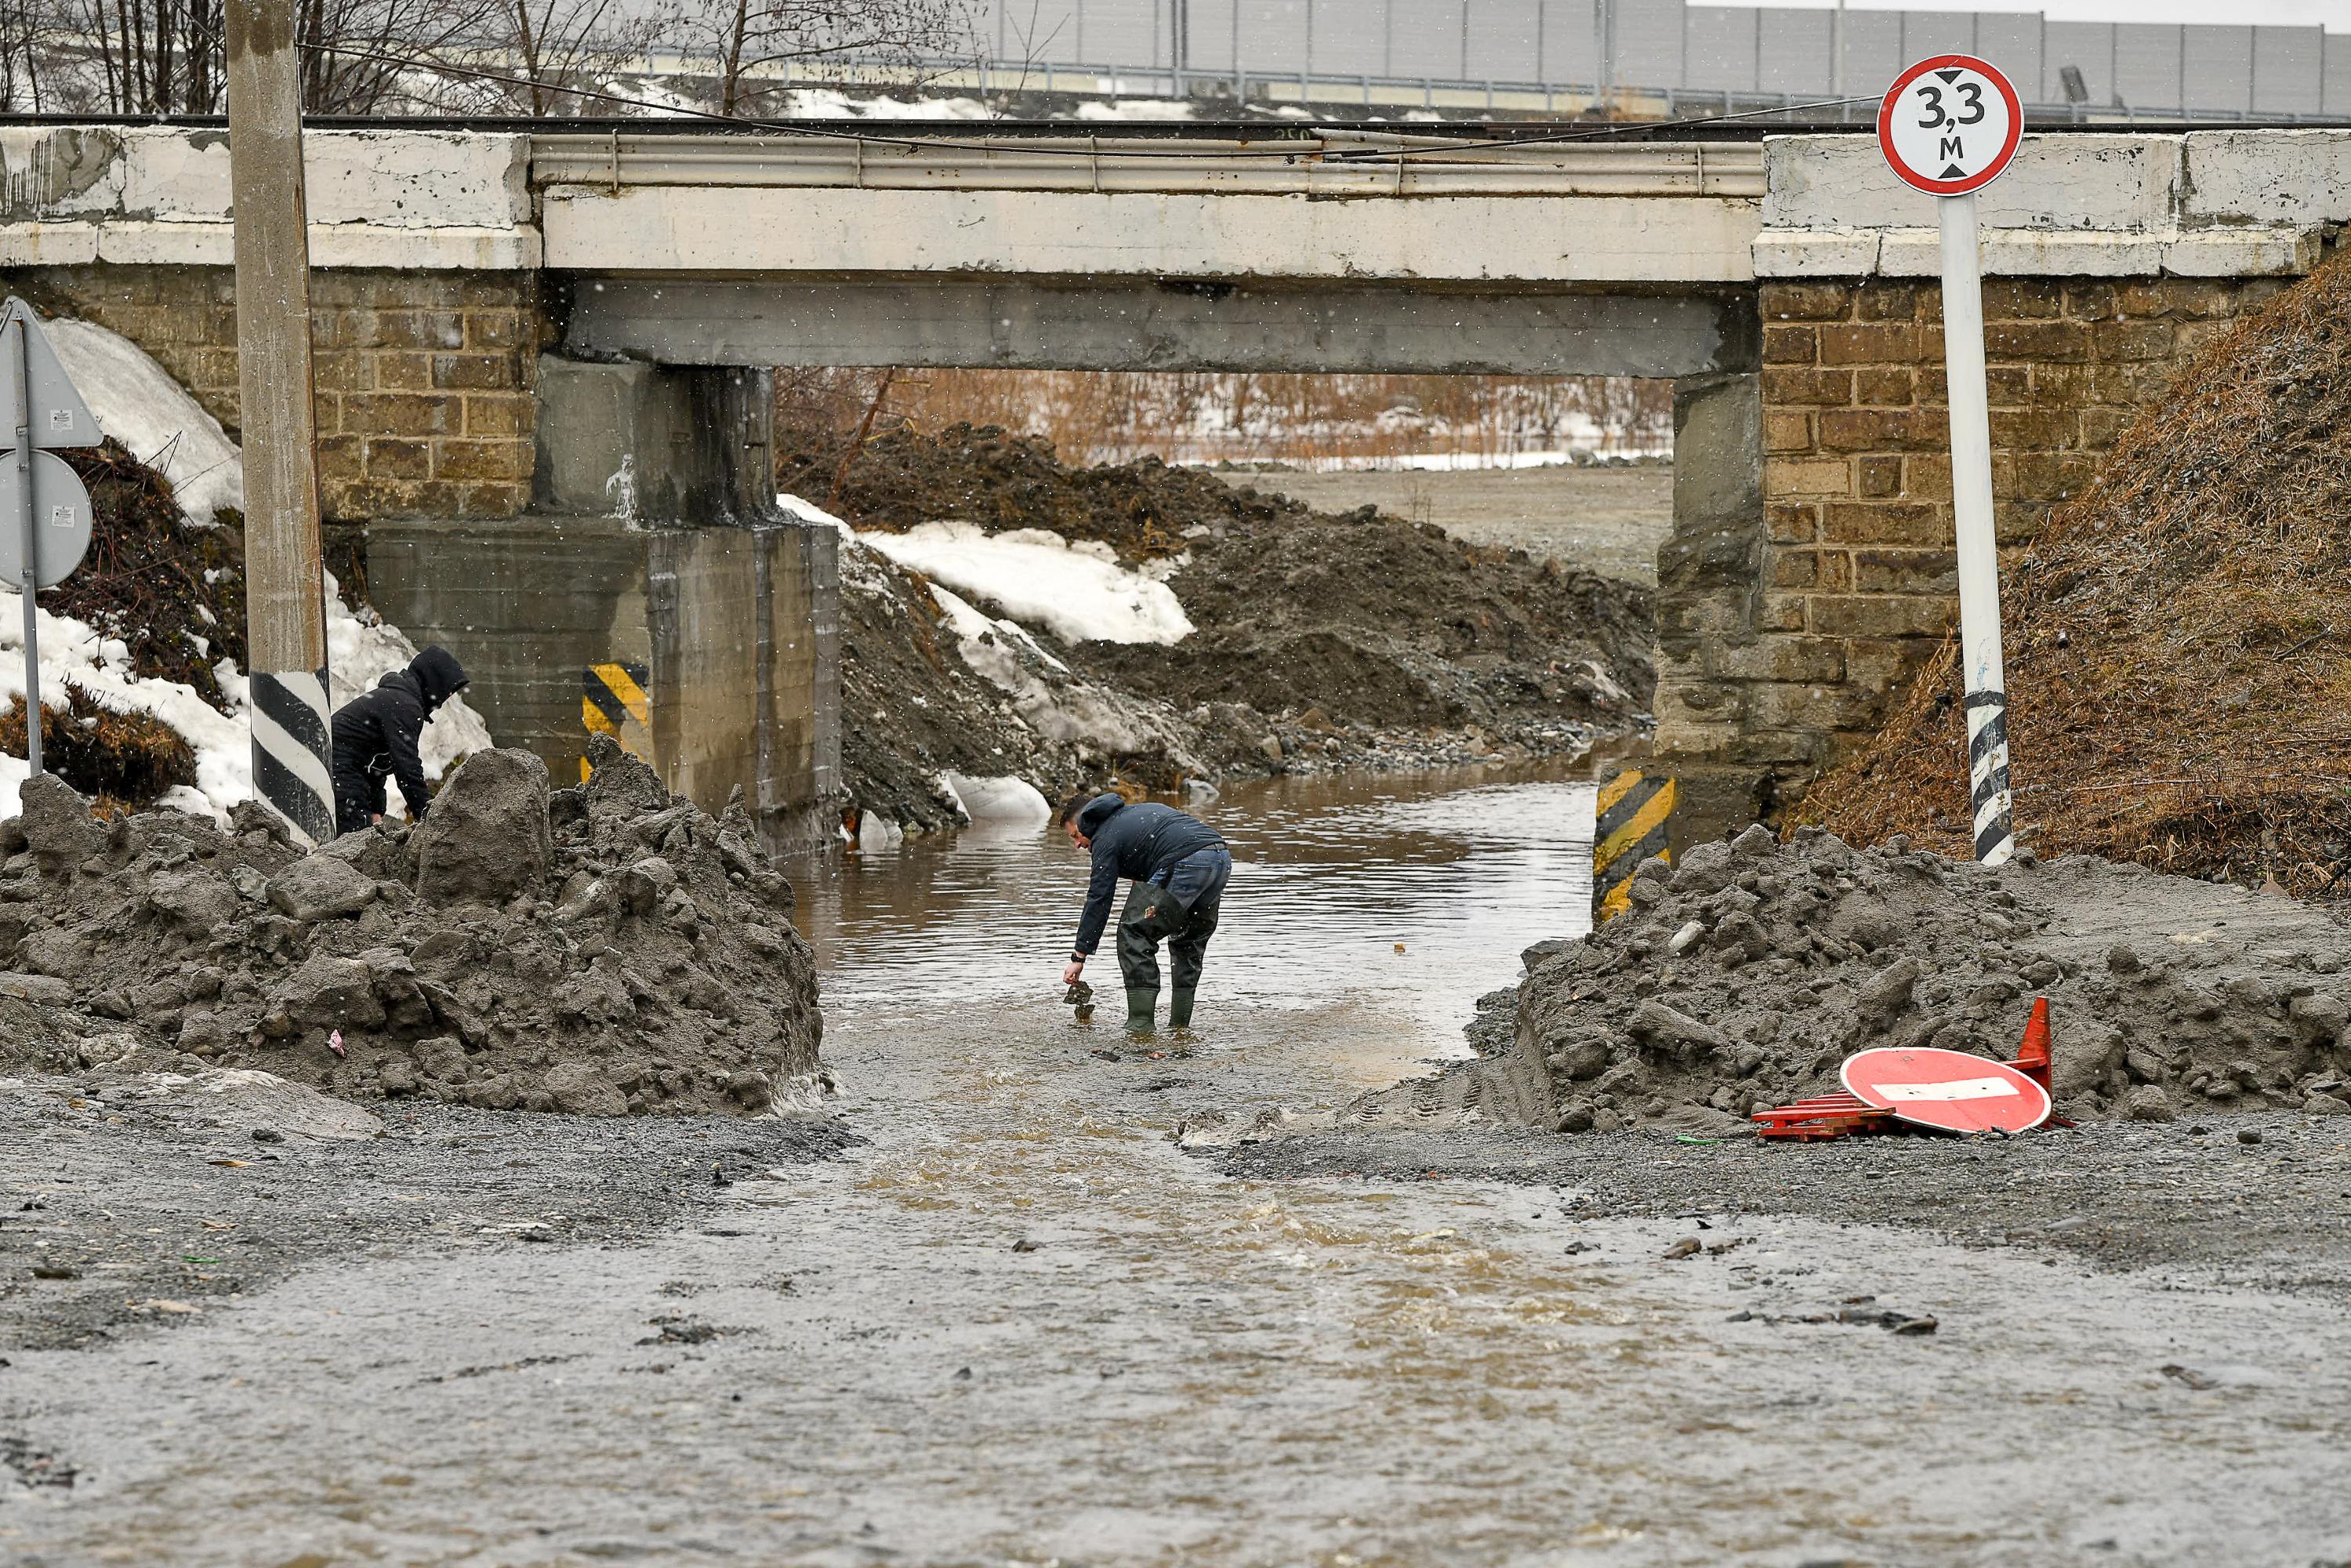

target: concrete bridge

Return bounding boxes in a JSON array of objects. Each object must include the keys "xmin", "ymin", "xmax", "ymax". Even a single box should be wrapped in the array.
[{"xmin": 2, "ymin": 120, "xmax": 2342, "ymax": 833}]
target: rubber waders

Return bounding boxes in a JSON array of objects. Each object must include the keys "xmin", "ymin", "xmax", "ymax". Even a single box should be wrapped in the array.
[
  {"xmin": 1126, "ymin": 989, "xmax": 1158, "ymax": 1032},
  {"xmin": 1168, "ymin": 989, "xmax": 1196, "ymax": 1028}
]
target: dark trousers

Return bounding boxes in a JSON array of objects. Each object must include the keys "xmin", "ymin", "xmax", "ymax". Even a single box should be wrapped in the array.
[
  {"xmin": 1116, "ymin": 846, "xmax": 1232, "ymax": 993},
  {"xmin": 332, "ymin": 770, "xmax": 386, "ymax": 839}
]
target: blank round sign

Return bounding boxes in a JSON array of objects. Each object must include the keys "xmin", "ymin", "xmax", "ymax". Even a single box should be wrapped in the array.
[
  {"xmin": 0, "ymin": 448, "xmax": 93, "ymax": 591},
  {"xmin": 1878, "ymin": 55, "xmax": 2023, "ymax": 196}
]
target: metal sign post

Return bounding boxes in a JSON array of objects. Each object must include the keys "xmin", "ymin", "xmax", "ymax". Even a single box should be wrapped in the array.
[
  {"xmin": 13, "ymin": 318, "xmax": 33, "ymax": 775},
  {"xmin": 0, "ymin": 297, "xmax": 101, "ymax": 779},
  {"xmin": 1879, "ymin": 55, "xmax": 2023, "ymax": 866}
]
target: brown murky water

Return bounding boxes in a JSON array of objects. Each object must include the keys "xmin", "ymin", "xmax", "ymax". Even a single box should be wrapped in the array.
[{"xmin": 8, "ymin": 768, "xmax": 2351, "ymax": 1565}]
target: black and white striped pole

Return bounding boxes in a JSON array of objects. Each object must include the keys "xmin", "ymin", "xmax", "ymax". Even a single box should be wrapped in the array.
[
  {"xmin": 1878, "ymin": 55, "xmax": 2023, "ymax": 866},
  {"xmin": 227, "ymin": 0, "xmax": 335, "ymax": 845}
]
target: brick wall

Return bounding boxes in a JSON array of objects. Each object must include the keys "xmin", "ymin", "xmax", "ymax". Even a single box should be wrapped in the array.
[
  {"xmin": 1657, "ymin": 271, "xmax": 2284, "ymax": 808},
  {"xmin": 6, "ymin": 265, "xmax": 549, "ymax": 521}
]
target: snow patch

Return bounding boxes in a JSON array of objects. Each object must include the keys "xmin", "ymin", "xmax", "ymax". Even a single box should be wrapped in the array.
[
  {"xmin": 775, "ymin": 492, "xmax": 854, "ymax": 537},
  {"xmin": 931, "ymin": 584, "xmax": 1068, "ymax": 673},
  {"xmin": 858, "ymin": 521, "xmax": 1192, "ymax": 646},
  {"xmin": 45, "ymin": 318, "xmax": 243, "ymax": 524},
  {"xmin": 940, "ymin": 772, "xmax": 1050, "ymax": 824},
  {"xmin": 0, "ymin": 576, "xmax": 492, "ymax": 826}
]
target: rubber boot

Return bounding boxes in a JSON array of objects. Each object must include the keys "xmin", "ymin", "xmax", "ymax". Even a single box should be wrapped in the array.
[
  {"xmin": 1168, "ymin": 989, "xmax": 1197, "ymax": 1029},
  {"xmin": 1124, "ymin": 988, "xmax": 1158, "ymax": 1033}
]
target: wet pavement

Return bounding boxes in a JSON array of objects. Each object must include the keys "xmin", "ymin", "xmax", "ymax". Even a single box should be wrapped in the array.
[{"xmin": 7, "ymin": 767, "xmax": 2351, "ymax": 1565}]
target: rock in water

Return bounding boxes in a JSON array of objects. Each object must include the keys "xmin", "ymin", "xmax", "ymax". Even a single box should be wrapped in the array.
[{"xmin": 412, "ymin": 748, "xmax": 552, "ymax": 905}]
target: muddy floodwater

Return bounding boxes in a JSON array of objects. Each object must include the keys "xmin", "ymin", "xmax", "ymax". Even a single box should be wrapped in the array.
[{"xmin": 9, "ymin": 768, "xmax": 2351, "ymax": 1566}]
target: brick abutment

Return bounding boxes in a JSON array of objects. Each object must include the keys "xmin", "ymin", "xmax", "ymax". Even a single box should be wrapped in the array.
[{"xmin": 1653, "ymin": 271, "xmax": 2288, "ymax": 819}]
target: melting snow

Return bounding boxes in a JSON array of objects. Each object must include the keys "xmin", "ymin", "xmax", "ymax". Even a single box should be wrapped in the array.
[
  {"xmin": 857, "ymin": 521, "xmax": 1192, "ymax": 646},
  {"xmin": 45, "ymin": 318, "xmax": 244, "ymax": 524}
]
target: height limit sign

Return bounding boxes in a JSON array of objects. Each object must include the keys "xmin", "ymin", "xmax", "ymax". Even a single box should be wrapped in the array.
[
  {"xmin": 1879, "ymin": 56, "xmax": 2023, "ymax": 867},
  {"xmin": 1878, "ymin": 56, "xmax": 2021, "ymax": 194}
]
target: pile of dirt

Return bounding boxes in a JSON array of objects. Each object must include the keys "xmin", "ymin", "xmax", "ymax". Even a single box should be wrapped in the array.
[
  {"xmin": 42, "ymin": 438, "xmax": 249, "ymax": 710},
  {"xmin": 0, "ymin": 736, "xmax": 822, "ymax": 1117},
  {"xmin": 1801, "ymin": 256, "xmax": 2351, "ymax": 894},
  {"xmin": 1365, "ymin": 827, "xmax": 2351, "ymax": 1137},
  {"xmin": 791, "ymin": 423, "xmax": 1655, "ymax": 830},
  {"xmin": 832, "ymin": 544, "xmax": 1096, "ymax": 835}
]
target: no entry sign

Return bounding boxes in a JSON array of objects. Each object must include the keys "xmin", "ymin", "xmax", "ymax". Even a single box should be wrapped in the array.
[
  {"xmin": 1878, "ymin": 55, "xmax": 2022, "ymax": 195},
  {"xmin": 1841, "ymin": 1046, "xmax": 2052, "ymax": 1134}
]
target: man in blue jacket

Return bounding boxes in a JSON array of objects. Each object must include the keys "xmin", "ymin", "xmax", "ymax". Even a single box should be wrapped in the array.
[{"xmin": 1058, "ymin": 790, "xmax": 1233, "ymax": 1033}]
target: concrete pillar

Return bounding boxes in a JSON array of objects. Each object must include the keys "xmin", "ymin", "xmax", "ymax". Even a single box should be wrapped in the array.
[
  {"xmin": 1651, "ymin": 369, "xmax": 1776, "ymax": 837},
  {"xmin": 534, "ymin": 355, "xmax": 779, "ymax": 528},
  {"xmin": 369, "ymin": 354, "xmax": 844, "ymax": 851}
]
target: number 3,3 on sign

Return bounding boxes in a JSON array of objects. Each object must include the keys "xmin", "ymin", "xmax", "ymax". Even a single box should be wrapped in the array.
[{"xmin": 1878, "ymin": 55, "xmax": 2022, "ymax": 196}]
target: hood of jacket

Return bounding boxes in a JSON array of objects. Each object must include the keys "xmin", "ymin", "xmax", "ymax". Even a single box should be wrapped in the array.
[
  {"xmin": 407, "ymin": 645, "xmax": 469, "ymax": 716},
  {"xmin": 1074, "ymin": 792, "xmax": 1125, "ymax": 840}
]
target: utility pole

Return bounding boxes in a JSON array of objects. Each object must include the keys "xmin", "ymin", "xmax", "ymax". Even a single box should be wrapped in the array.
[{"xmin": 226, "ymin": 0, "xmax": 336, "ymax": 846}]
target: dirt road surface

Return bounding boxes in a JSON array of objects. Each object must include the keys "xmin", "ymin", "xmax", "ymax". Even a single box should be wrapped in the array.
[{"xmin": 7, "ymin": 769, "xmax": 2351, "ymax": 1566}]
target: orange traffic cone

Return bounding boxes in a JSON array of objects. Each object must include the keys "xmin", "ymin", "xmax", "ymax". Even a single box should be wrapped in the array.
[{"xmin": 2012, "ymin": 996, "xmax": 2052, "ymax": 1091}]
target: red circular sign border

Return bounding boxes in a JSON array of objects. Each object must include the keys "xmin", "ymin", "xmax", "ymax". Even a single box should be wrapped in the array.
[
  {"xmin": 1840, "ymin": 1045, "xmax": 2053, "ymax": 1135},
  {"xmin": 1877, "ymin": 54, "xmax": 2025, "ymax": 197}
]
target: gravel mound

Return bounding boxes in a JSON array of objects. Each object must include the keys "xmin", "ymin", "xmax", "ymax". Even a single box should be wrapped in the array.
[
  {"xmin": 1801, "ymin": 256, "xmax": 2351, "ymax": 894},
  {"xmin": 0, "ymin": 737, "xmax": 822, "ymax": 1116},
  {"xmin": 1437, "ymin": 828, "xmax": 2351, "ymax": 1136}
]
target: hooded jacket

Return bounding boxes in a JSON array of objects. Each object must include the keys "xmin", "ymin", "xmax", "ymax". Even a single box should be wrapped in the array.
[
  {"xmin": 329, "ymin": 646, "xmax": 468, "ymax": 819},
  {"xmin": 1068, "ymin": 793, "xmax": 1224, "ymax": 958}
]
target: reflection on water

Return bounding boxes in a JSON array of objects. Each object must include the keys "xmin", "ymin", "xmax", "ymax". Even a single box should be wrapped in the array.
[{"xmin": 789, "ymin": 764, "xmax": 1598, "ymax": 1042}]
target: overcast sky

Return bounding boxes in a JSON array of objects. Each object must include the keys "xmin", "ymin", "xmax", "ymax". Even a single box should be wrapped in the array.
[{"xmin": 1747, "ymin": 0, "xmax": 2347, "ymax": 30}]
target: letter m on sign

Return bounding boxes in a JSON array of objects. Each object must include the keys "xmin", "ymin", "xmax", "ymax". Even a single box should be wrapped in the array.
[
  {"xmin": 1939, "ymin": 134, "xmax": 1966, "ymax": 162},
  {"xmin": 582, "ymin": 661, "xmax": 652, "ymax": 782}
]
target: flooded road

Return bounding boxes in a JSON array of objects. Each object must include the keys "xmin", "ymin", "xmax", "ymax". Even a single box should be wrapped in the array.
[{"xmin": 8, "ymin": 769, "xmax": 2351, "ymax": 1566}]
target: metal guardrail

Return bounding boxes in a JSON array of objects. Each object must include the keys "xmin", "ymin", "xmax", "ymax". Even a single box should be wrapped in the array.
[{"xmin": 528, "ymin": 130, "xmax": 1768, "ymax": 197}]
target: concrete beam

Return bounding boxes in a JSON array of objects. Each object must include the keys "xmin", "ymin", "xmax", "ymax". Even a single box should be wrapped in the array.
[
  {"xmin": 541, "ymin": 184, "xmax": 1760, "ymax": 285},
  {"xmin": 2181, "ymin": 129, "xmax": 2351, "ymax": 227},
  {"xmin": 0, "ymin": 125, "xmax": 537, "ymax": 270},
  {"xmin": 562, "ymin": 274, "xmax": 1758, "ymax": 378},
  {"xmin": 1765, "ymin": 133, "xmax": 2181, "ymax": 234}
]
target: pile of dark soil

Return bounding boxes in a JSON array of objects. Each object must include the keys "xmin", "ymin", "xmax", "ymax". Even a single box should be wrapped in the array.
[
  {"xmin": 41, "ymin": 438, "xmax": 248, "ymax": 709},
  {"xmin": 833, "ymin": 546, "xmax": 1089, "ymax": 834},
  {"xmin": 0, "ymin": 737, "xmax": 822, "ymax": 1117},
  {"xmin": 789, "ymin": 423, "xmax": 1655, "ymax": 829},
  {"xmin": 783, "ymin": 423, "xmax": 1225, "ymax": 562},
  {"xmin": 1359, "ymin": 827, "xmax": 2351, "ymax": 1137},
  {"xmin": 1801, "ymin": 255, "xmax": 2351, "ymax": 895}
]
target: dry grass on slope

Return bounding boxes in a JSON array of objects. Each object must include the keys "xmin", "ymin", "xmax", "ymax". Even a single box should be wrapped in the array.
[{"xmin": 1803, "ymin": 254, "xmax": 2351, "ymax": 896}]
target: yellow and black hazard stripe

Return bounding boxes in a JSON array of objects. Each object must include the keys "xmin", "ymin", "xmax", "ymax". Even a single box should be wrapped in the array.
[
  {"xmin": 1594, "ymin": 769, "xmax": 1674, "ymax": 922},
  {"xmin": 581, "ymin": 661, "xmax": 652, "ymax": 782}
]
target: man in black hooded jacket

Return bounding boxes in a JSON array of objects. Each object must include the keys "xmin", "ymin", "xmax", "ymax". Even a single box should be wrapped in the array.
[
  {"xmin": 329, "ymin": 645, "xmax": 469, "ymax": 837},
  {"xmin": 1059, "ymin": 790, "xmax": 1233, "ymax": 1033}
]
